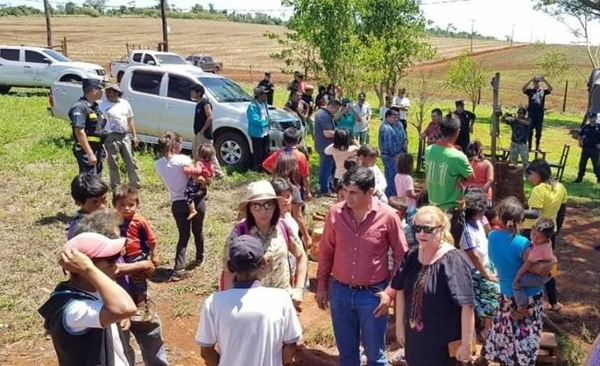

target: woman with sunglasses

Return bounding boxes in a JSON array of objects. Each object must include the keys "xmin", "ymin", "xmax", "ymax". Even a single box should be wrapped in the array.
[
  {"xmin": 221, "ymin": 180, "xmax": 308, "ymax": 310},
  {"xmin": 392, "ymin": 206, "xmax": 475, "ymax": 366}
]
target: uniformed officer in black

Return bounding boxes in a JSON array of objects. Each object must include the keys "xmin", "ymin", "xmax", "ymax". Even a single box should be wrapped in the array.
[
  {"xmin": 453, "ymin": 99, "xmax": 477, "ymax": 152},
  {"xmin": 69, "ymin": 79, "xmax": 105, "ymax": 174},
  {"xmin": 575, "ymin": 111, "xmax": 600, "ymax": 183},
  {"xmin": 257, "ymin": 71, "xmax": 275, "ymax": 106}
]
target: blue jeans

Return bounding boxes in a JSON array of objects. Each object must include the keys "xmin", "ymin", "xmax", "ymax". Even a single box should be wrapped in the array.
[
  {"xmin": 125, "ymin": 312, "xmax": 169, "ymax": 366},
  {"xmin": 513, "ymin": 272, "xmax": 551, "ymax": 308},
  {"xmin": 381, "ymin": 154, "xmax": 398, "ymax": 197},
  {"xmin": 319, "ymin": 153, "xmax": 335, "ymax": 194},
  {"xmin": 330, "ymin": 279, "xmax": 388, "ymax": 366}
]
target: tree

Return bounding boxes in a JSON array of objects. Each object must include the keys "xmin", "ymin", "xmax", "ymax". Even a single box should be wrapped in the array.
[
  {"xmin": 84, "ymin": 0, "xmax": 107, "ymax": 14},
  {"xmin": 444, "ymin": 52, "xmax": 486, "ymax": 112},
  {"xmin": 411, "ymin": 72, "xmax": 435, "ymax": 172}
]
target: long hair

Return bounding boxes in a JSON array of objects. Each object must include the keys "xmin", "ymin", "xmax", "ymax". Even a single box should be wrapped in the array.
[
  {"xmin": 333, "ymin": 129, "xmax": 352, "ymax": 152},
  {"xmin": 413, "ymin": 205, "xmax": 454, "ymax": 245},
  {"xmin": 395, "ymin": 153, "xmax": 414, "ymax": 175},
  {"xmin": 273, "ymin": 153, "xmax": 302, "ymax": 188},
  {"xmin": 496, "ymin": 197, "xmax": 525, "ymax": 235},
  {"xmin": 157, "ymin": 131, "xmax": 183, "ymax": 157}
]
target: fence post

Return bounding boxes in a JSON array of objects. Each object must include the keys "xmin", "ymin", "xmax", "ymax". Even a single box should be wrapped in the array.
[
  {"xmin": 562, "ymin": 80, "xmax": 569, "ymax": 113},
  {"xmin": 249, "ymin": 64, "xmax": 254, "ymax": 81},
  {"xmin": 477, "ymin": 87, "xmax": 481, "ymax": 105},
  {"xmin": 62, "ymin": 37, "xmax": 68, "ymax": 56}
]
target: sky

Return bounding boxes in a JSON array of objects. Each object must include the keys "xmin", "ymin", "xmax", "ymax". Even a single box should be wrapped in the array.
[{"xmin": 10, "ymin": 0, "xmax": 600, "ymax": 45}]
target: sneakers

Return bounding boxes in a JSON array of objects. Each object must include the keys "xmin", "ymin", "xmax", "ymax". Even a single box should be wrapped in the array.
[
  {"xmin": 130, "ymin": 299, "xmax": 153, "ymax": 323},
  {"xmin": 170, "ymin": 269, "xmax": 191, "ymax": 282}
]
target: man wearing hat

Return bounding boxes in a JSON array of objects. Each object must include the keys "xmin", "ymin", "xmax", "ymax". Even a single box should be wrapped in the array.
[
  {"xmin": 39, "ymin": 232, "xmax": 137, "ymax": 366},
  {"xmin": 523, "ymin": 75, "xmax": 553, "ymax": 151},
  {"xmin": 69, "ymin": 79, "xmax": 106, "ymax": 175},
  {"xmin": 575, "ymin": 111, "xmax": 600, "ymax": 183},
  {"xmin": 353, "ymin": 92, "xmax": 372, "ymax": 144},
  {"xmin": 453, "ymin": 99, "xmax": 477, "ymax": 153},
  {"xmin": 99, "ymin": 84, "xmax": 141, "ymax": 190},
  {"xmin": 247, "ymin": 86, "xmax": 271, "ymax": 171},
  {"xmin": 258, "ymin": 71, "xmax": 275, "ymax": 106},
  {"xmin": 197, "ymin": 235, "xmax": 302, "ymax": 366}
]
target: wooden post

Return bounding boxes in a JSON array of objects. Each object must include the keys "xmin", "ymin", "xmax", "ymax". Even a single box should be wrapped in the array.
[
  {"xmin": 62, "ymin": 36, "xmax": 68, "ymax": 56},
  {"xmin": 562, "ymin": 80, "xmax": 569, "ymax": 113},
  {"xmin": 160, "ymin": 0, "xmax": 169, "ymax": 52},
  {"xmin": 490, "ymin": 72, "xmax": 500, "ymax": 164},
  {"xmin": 43, "ymin": 0, "xmax": 52, "ymax": 48}
]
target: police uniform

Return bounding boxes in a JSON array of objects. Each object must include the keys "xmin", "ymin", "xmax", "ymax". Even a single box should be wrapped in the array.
[
  {"xmin": 576, "ymin": 116, "xmax": 600, "ymax": 182},
  {"xmin": 69, "ymin": 79, "xmax": 105, "ymax": 174}
]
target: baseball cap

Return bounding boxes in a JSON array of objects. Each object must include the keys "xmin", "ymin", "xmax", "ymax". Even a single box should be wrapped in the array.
[
  {"xmin": 341, "ymin": 97, "xmax": 351, "ymax": 105},
  {"xmin": 63, "ymin": 232, "xmax": 125, "ymax": 259},
  {"xmin": 455, "ymin": 99, "xmax": 465, "ymax": 107},
  {"xmin": 358, "ymin": 92, "xmax": 366, "ymax": 100},
  {"xmin": 82, "ymin": 79, "xmax": 103, "ymax": 91},
  {"xmin": 588, "ymin": 111, "xmax": 597, "ymax": 118},
  {"xmin": 228, "ymin": 235, "xmax": 265, "ymax": 273}
]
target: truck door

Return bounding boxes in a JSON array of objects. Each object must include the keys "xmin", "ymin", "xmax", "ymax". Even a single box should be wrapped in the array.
[
  {"xmin": 0, "ymin": 47, "xmax": 22, "ymax": 86},
  {"xmin": 23, "ymin": 50, "xmax": 52, "ymax": 87},
  {"xmin": 160, "ymin": 73, "xmax": 197, "ymax": 143},
  {"xmin": 125, "ymin": 69, "xmax": 164, "ymax": 138}
]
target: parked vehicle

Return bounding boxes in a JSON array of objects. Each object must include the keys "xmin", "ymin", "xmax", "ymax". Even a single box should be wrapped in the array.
[
  {"xmin": 185, "ymin": 55, "xmax": 223, "ymax": 73},
  {"xmin": 0, "ymin": 45, "xmax": 106, "ymax": 94},
  {"xmin": 48, "ymin": 65, "xmax": 304, "ymax": 169},
  {"xmin": 109, "ymin": 51, "xmax": 196, "ymax": 82}
]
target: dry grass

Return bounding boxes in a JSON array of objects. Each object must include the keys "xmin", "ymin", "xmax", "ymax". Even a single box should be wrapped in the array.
[{"xmin": 0, "ymin": 16, "xmax": 513, "ymax": 69}]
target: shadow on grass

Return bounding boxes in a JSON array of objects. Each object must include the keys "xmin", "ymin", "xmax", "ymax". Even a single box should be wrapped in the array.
[
  {"xmin": 35, "ymin": 212, "xmax": 72, "ymax": 226},
  {"xmin": 7, "ymin": 90, "xmax": 49, "ymax": 98},
  {"xmin": 293, "ymin": 347, "xmax": 338, "ymax": 366},
  {"xmin": 40, "ymin": 136, "xmax": 72, "ymax": 149}
]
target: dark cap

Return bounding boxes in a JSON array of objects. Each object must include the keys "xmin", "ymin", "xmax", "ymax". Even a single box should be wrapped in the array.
[
  {"xmin": 341, "ymin": 97, "xmax": 351, "ymax": 105},
  {"xmin": 264, "ymin": 71, "xmax": 271, "ymax": 76},
  {"xmin": 589, "ymin": 111, "xmax": 597, "ymax": 118},
  {"xmin": 227, "ymin": 235, "xmax": 265, "ymax": 273},
  {"xmin": 358, "ymin": 92, "xmax": 366, "ymax": 100},
  {"xmin": 455, "ymin": 99, "xmax": 464, "ymax": 107},
  {"xmin": 254, "ymin": 86, "xmax": 267, "ymax": 97},
  {"xmin": 82, "ymin": 79, "xmax": 103, "ymax": 91}
]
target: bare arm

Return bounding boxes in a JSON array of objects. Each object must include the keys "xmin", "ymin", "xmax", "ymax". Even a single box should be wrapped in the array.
[
  {"xmin": 543, "ymin": 77, "xmax": 553, "ymax": 92},
  {"xmin": 323, "ymin": 129, "xmax": 335, "ymax": 138},
  {"xmin": 200, "ymin": 346, "xmax": 220, "ymax": 366},
  {"xmin": 460, "ymin": 305, "xmax": 475, "ymax": 350},
  {"xmin": 283, "ymin": 344, "xmax": 298, "ymax": 364},
  {"xmin": 516, "ymin": 117, "xmax": 531, "ymax": 126},
  {"xmin": 200, "ymin": 104, "xmax": 213, "ymax": 133},
  {"xmin": 522, "ymin": 79, "xmax": 532, "ymax": 93},
  {"xmin": 117, "ymin": 260, "xmax": 155, "ymax": 276},
  {"xmin": 466, "ymin": 250, "xmax": 496, "ymax": 282},
  {"xmin": 126, "ymin": 116, "xmax": 138, "ymax": 146},
  {"xmin": 395, "ymin": 290, "xmax": 405, "ymax": 346},
  {"xmin": 482, "ymin": 160, "xmax": 494, "ymax": 193},
  {"xmin": 292, "ymin": 203, "xmax": 311, "ymax": 248},
  {"xmin": 74, "ymin": 128, "xmax": 95, "ymax": 157},
  {"xmin": 515, "ymin": 257, "xmax": 534, "ymax": 283}
]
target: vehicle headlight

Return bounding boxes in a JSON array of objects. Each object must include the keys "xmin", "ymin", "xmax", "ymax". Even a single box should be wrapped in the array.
[{"xmin": 85, "ymin": 68, "xmax": 97, "ymax": 75}]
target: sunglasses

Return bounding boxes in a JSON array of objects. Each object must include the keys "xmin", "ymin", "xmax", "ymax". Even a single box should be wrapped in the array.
[
  {"xmin": 249, "ymin": 201, "xmax": 276, "ymax": 211},
  {"xmin": 413, "ymin": 225, "xmax": 442, "ymax": 234}
]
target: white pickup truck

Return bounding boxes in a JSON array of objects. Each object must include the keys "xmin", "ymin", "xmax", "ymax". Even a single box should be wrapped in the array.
[
  {"xmin": 0, "ymin": 45, "xmax": 106, "ymax": 94},
  {"xmin": 109, "ymin": 51, "xmax": 197, "ymax": 82},
  {"xmin": 48, "ymin": 65, "xmax": 304, "ymax": 169}
]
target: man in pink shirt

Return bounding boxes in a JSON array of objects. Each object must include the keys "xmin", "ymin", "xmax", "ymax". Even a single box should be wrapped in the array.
[{"xmin": 316, "ymin": 167, "xmax": 408, "ymax": 366}]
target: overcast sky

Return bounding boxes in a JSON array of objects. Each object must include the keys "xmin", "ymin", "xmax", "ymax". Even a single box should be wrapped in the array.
[{"xmin": 11, "ymin": 0, "xmax": 600, "ymax": 44}]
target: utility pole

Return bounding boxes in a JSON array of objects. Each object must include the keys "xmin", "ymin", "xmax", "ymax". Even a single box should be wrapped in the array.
[
  {"xmin": 469, "ymin": 19, "xmax": 476, "ymax": 53},
  {"xmin": 160, "ymin": 0, "xmax": 169, "ymax": 51},
  {"xmin": 510, "ymin": 23, "xmax": 515, "ymax": 47},
  {"xmin": 43, "ymin": 0, "xmax": 52, "ymax": 47}
]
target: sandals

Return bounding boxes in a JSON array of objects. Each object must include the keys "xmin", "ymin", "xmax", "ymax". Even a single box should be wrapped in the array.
[{"xmin": 548, "ymin": 302, "xmax": 564, "ymax": 312}]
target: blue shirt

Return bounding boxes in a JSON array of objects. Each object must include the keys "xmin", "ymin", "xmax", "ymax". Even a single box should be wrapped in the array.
[
  {"xmin": 378, "ymin": 120, "xmax": 406, "ymax": 157},
  {"xmin": 488, "ymin": 230, "xmax": 543, "ymax": 298},
  {"xmin": 314, "ymin": 108, "xmax": 335, "ymax": 154},
  {"xmin": 246, "ymin": 100, "xmax": 270, "ymax": 138}
]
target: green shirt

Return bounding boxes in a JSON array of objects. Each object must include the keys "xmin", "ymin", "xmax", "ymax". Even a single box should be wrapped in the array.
[
  {"xmin": 337, "ymin": 113, "xmax": 355, "ymax": 134},
  {"xmin": 425, "ymin": 143, "xmax": 473, "ymax": 211}
]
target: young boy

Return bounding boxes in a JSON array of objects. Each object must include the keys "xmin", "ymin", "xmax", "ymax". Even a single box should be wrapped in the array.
[
  {"xmin": 388, "ymin": 196, "xmax": 417, "ymax": 249},
  {"xmin": 112, "ymin": 184, "xmax": 159, "ymax": 319},
  {"xmin": 575, "ymin": 111, "xmax": 600, "ymax": 183},
  {"xmin": 262, "ymin": 127, "xmax": 312, "ymax": 201},
  {"xmin": 38, "ymin": 232, "xmax": 136, "ymax": 366},
  {"xmin": 502, "ymin": 107, "xmax": 531, "ymax": 172},
  {"xmin": 512, "ymin": 217, "xmax": 558, "ymax": 319},
  {"xmin": 357, "ymin": 144, "xmax": 388, "ymax": 203},
  {"xmin": 67, "ymin": 173, "xmax": 109, "ymax": 239}
]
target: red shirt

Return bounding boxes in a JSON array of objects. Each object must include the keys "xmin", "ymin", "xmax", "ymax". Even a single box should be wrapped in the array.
[
  {"xmin": 317, "ymin": 198, "xmax": 408, "ymax": 292},
  {"xmin": 122, "ymin": 214, "xmax": 158, "ymax": 258},
  {"xmin": 262, "ymin": 146, "xmax": 309, "ymax": 178}
]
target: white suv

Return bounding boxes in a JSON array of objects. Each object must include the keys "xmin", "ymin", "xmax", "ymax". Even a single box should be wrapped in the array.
[{"xmin": 0, "ymin": 45, "xmax": 106, "ymax": 94}]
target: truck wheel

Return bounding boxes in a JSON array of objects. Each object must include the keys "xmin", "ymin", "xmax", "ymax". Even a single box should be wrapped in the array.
[
  {"xmin": 60, "ymin": 74, "xmax": 82, "ymax": 83},
  {"xmin": 214, "ymin": 131, "xmax": 250, "ymax": 170},
  {"xmin": 0, "ymin": 86, "xmax": 10, "ymax": 94},
  {"xmin": 213, "ymin": 66, "xmax": 221, "ymax": 74},
  {"xmin": 117, "ymin": 71, "xmax": 124, "ymax": 83}
]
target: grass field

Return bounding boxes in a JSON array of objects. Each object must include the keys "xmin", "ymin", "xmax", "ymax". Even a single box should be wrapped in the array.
[{"xmin": 0, "ymin": 16, "xmax": 514, "ymax": 70}]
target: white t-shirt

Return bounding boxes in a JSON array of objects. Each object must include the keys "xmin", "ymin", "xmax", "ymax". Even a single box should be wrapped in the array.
[
  {"xmin": 393, "ymin": 96, "xmax": 410, "ymax": 120},
  {"xmin": 63, "ymin": 293, "xmax": 129, "ymax": 366},
  {"xmin": 155, "ymin": 154, "xmax": 193, "ymax": 202},
  {"xmin": 196, "ymin": 283, "xmax": 302, "ymax": 366},
  {"xmin": 99, "ymin": 99, "xmax": 134, "ymax": 134},
  {"xmin": 459, "ymin": 220, "xmax": 489, "ymax": 269},
  {"xmin": 394, "ymin": 173, "xmax": 416, "ymax": 208},
  {"xmin": 352, "ymin": 102, "xmax": 372, "ymax": 133},
  {"xmin": 369, "ymin": 165, "xmax": 388, "ymax": 203},
  {"xmin": 379, "ymin": 106, "xmax": 390, "ymax": 121},
  {"xmin": 282, "ymin": 212, "xmax": 300, "ymax": 237},
  {"xmin": 324, "ymin": 144, "xmax": 360, "ymax": 179}
]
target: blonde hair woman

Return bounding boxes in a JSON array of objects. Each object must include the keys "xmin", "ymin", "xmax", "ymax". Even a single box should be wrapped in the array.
[{"xmin": 391, "ymin": 206, "xmax": 475, "ymax": 366}]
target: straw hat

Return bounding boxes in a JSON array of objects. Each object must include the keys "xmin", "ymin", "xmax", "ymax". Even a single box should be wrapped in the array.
[{"xmin": 238, "ymin": 180, "xmax": 285, "ymax": 213}]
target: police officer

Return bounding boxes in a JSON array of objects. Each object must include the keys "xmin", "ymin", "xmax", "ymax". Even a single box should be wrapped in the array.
[{"xmin": 69, "ymin": 79, "xmax": 105, "ymax": 174}]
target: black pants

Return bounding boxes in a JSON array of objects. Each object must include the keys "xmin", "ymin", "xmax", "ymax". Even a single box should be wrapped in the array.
[
  {"xmin": 171, "ymin": 197, "xmax": 205, "ymax": 270},
  {"xmin": 528, "ymin": 113, "xmax": 544, "ymax": 150},
  {"xmin": 399, "ymin": 119, "xmax": 408, "ymax": 135},
  {"xmin": 73, "ymin": 144, "xmax": 104, "ymax": 175},
  {"xmin": 251, "ymin": 136, "xmax": 270, "ymax": 171},
  {"xmin": 577, "ymin": 147, "xmax": 600, "ymax": 179},
  {"xmin": 448, "ymin": 208, "xmax": 465, "ymax": 249},
  {"xmin": 522, "ymin": 229, "xmax": 559, "ymax": 305}
]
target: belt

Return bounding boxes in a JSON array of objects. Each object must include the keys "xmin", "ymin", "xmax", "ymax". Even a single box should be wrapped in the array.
[
  {"xmin": 335, "ymin": 279, "xmax": 386, "ymax": 291},
  {"xmin": 87, "ymin": 136, "xmax": 102, "ymax": 142}
]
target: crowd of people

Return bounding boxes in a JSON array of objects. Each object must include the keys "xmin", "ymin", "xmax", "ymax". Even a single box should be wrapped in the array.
[{"xmin": 38, "ymin": 73, "xmax": 600, "ymax": 366}]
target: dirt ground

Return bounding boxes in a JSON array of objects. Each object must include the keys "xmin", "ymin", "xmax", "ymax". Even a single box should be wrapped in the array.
[{"xmin": 3, "ymin": 204, "xmax": 599, "ymax": 366}]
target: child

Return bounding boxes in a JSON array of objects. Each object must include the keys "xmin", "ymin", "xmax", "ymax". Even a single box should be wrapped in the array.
[
  {"xmin": 67, "ymin": 173, "xmax": 109, "ymax": 239},
  {"xmin": 186, "ymin": 143, "xmax": 216, "ymax": 220},
  {"xmin": 512, "ymin": 217, "xmax": 558, "ymax": 319},
  {"xmin": 420, "ymin": 108, "xmax": 443, "ymax": 145},
  {"xmin": 574, "ymin": 111, "xmax": 600, "ymax": 183},
  {"xmin": 357, "ymin": 144, "xmax": 388, "ymax": 203},
  {"xmin": 394, "ymin": 153, "xmax": 417, "ymax": 208},
  {"xmin": 388, "ymin": 196, "xmax": 417, "ymax": 249},
  {"xmin": 38, "ymin": 232, "xmax": 136, "ymax": 366},
  {"xmin": 502, "ymin": 107, "xmax": 531, "ymax": 173},
  {"xmin": 113, "ymin": 184, "xmax": 159, "ymax": 318},
  {"xmin": 325, "ymin": 129, "xmax": 360, "ymax": 187}
]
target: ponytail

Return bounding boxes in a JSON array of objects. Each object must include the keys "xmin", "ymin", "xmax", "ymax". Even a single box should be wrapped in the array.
[{"xmin": 157, "ymin": 131, "xmax": 182, "ymax": 157}]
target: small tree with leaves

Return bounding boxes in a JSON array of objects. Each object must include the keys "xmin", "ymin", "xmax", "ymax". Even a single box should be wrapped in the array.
[
  {"xmin": 411, "ymin": 72, "xmax": 434, "ymax": 172},
  {"xmin": 444, "ymin": 52, "xmax": 486, "ymax": 112}
]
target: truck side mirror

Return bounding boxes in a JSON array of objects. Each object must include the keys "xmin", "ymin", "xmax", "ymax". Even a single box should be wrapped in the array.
[{"xmin": 147, "ymin": 60, "xmax": 156, "ymax": 66}]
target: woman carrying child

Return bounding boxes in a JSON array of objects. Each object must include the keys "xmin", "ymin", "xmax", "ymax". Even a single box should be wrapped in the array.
[
  {"xmin": 324, "ymin": 129, "xmax": 360, "ymax": 187},
  {"xmin": 186, "ymin": 143, "xmax": 216, "ymax": 220}
]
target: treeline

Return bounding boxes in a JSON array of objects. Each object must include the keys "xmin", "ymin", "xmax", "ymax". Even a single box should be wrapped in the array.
[
  {"xmin": 0, "ymin": 3, "xmax": 286, "ymax": 25},
  {"xmin": 427, "ymin": 25, "xmax": 499, "ymax": 41}
]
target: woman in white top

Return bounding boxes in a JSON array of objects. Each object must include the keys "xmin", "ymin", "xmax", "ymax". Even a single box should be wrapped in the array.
[
  {"xmin": 324, "ymin": 129, "xmax": 360, "ymax": 187},
  {"xmin": 459, "ymin": 190, "xmax": 499, "ymax": 343},
  {"xmin": 155, "ymin": 132, "xmax": 209, "ymax": 281}
]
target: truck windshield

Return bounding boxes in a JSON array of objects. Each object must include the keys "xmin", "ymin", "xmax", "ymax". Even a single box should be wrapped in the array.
[
  {"xmin": 198, "ymin": 77, "xmax": 253, "ymax": 103},
  {"xmin": 155, "ymin": 54, "xmax": 188, "ymax": 65},
  {"xmin": 41, "ymin": 49, "xmax": 71, "ymax": 62}
]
